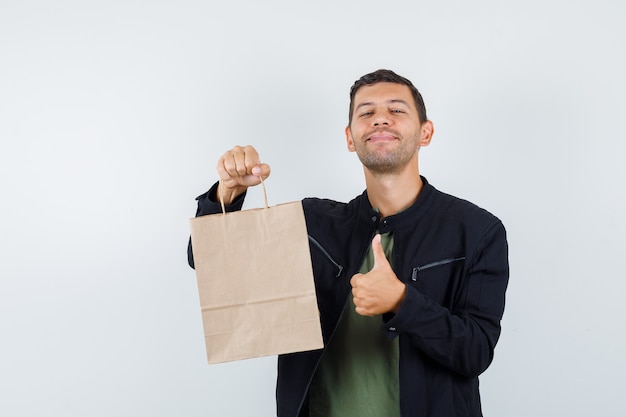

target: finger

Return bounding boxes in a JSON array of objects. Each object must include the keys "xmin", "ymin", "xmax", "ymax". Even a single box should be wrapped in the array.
[
  {"xmin": 217, "ymin": 146, "xmax": 266, "ymax": 184},
  {"xmin": 239, "ymin": 145, "xmax": 261, "ymax": 176},
  {"xmin": 217, "ymin": 151, "xmax": 240, "ymax": 180},
  {"xmin": 350, "ymin": 274, "xmax": 362, "ymax": 289},
  {"xmin": 371, "ymin": 234, "xmax": 389, "ymax": 269},
  {"xmin": 232, "ymin": 145, "xmax": 260, "ymax": 177},
  {"xmin": 354, "ymin": 304, "xmax": 363, "ymax": 315},
  {"xmin": 354, "ymin": 304, "xmax": 373, "ymax": 317},
  {"xmin": 352, "ymin": 294, "xmax": 363, "ymax": 310}
]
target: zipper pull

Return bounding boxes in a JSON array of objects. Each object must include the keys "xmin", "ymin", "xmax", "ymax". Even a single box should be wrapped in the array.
[
  {"xmin": 336, "ymin": 265, "xmax": 344, "ymax": 278},
  {"xmin": 411, "ymin": 267, "xmax": 418, "ymax": 281}
]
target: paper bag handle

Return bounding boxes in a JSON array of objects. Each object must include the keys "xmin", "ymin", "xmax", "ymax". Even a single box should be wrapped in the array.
[{"xmin": 219, "ymin": 176, "xmax": 269, "ymax": 214}]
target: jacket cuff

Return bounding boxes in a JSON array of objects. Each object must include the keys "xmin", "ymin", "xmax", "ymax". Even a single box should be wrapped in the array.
[
  {"xmin": 380, "ymin": 284, "xmax": 421, "ymax": 339},
  {"xmin": 195, "ymin": 181, "xmax": 247, "ymax": 216}
]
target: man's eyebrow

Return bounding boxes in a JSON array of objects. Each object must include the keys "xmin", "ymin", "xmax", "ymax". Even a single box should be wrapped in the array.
[{"xmin": 354, "ymin": 99, "xmax": 411, "ymax": 112}]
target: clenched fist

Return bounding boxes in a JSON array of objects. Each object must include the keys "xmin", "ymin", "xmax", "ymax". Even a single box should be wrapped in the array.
[{"xmin": 216, "ymin": 145, "xmax": 271, "ymax": 205}]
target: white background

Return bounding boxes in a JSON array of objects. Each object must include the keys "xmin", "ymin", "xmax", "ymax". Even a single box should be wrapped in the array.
[{"xmin": 1, "ymin": 0, "xmax": 625, "ymax": 415}]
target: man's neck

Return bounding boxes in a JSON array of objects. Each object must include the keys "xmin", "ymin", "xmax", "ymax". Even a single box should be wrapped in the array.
[{"xmin": 364, "ymin": 166, "xmax": 423, "ymax": 218}]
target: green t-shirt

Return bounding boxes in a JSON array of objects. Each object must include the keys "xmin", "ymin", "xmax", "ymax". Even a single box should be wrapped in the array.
[{"xmin": 308, "ymin": 232, "xmax": 400, "ymax": 417}]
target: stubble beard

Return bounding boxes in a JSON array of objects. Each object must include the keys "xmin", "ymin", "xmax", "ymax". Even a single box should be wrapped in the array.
[{"xmin": 354, "ymin": 134, "xmax": 420, "ymax": 175}]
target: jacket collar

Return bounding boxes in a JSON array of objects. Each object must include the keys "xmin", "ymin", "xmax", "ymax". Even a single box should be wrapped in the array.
[{"xmin": 358, "ymin": 176, "xmax": 436, "ymax": 234}]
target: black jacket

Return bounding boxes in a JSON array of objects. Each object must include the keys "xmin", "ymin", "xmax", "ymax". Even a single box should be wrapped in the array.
[{"xmin": 188, "ymin": 177, "xmax": 509, "ymax": 417}]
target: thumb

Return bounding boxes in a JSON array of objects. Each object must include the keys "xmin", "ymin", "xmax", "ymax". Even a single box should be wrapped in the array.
[
  {"xmin": 251, "ymin": 163, "xmax": 271, "ymax": 180},
  {"xmin": 371, "ymin": 234, "xmax": 390, "ymax": 269}
]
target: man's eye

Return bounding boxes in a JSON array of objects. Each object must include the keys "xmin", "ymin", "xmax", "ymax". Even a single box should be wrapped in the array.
[
  {"xmin": 359, "ymin": 111, "xmax": 373, "ymax": 117},
  {"xmin": 391, "ymin": 109, "xmax": 404, "ymax": 113}
]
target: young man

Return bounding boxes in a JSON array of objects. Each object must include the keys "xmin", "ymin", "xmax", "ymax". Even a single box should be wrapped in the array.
[{"xmin": 188, "ymin": 69, "xmax": 509, "ymax": 417}]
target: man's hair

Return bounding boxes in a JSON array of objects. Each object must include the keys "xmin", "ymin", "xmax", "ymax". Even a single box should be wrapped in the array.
[{"xmin": 348, "ymin": 69, "xmax": 428, "ymax": 126}]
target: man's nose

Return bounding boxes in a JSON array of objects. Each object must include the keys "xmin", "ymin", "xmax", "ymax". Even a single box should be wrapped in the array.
[{"xmin": 373, "ymin": 115, "xmax": 390, "ymax": 127}]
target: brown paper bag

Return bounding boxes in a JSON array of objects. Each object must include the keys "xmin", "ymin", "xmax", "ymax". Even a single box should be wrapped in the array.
[{"xmin": 189, "ymin": 181, "xmax": 323, "ymax": 364}]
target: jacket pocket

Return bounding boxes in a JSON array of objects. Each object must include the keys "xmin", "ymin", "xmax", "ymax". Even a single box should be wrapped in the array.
[
  {"xmin": 308, "ymin": 235, "xmax": 344, "ymax": 278},
  {"xmin": 411, "ymin": 257, "xmax": 466, "ymax": 281},
  {"xmin": 410, "ymin": 257, "xmax": 466, "ymax": 306}
]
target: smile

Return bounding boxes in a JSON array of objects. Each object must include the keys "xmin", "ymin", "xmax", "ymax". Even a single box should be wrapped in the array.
[{"xmin": 367, "ymin": 132, "xmax": 397, "ymax": 143}]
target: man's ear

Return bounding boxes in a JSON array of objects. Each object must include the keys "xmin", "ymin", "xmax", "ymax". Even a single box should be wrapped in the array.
[
  {"xmin": 419, "ymin": 120, "xmax": 434, "ymax": 147},
  {"xmin": 345, "ymin": 126, "xmax": 356, "ymax": 152}
]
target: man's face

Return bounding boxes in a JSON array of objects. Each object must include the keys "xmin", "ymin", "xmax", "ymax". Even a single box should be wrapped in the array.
[{"xmin": 346, "ymin": 82, "xmax": 432, "ymax": 174}]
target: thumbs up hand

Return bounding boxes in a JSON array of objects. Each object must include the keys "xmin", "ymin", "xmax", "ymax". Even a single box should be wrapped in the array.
[{"xmin": 350, "ymin": 234, "xmax": 407, "ymax": 317}]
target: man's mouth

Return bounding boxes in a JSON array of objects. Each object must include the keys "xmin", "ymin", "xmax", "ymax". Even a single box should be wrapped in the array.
[{"xmin": 367, "ymin": 131, "xmax": 397, "ymax": 143}]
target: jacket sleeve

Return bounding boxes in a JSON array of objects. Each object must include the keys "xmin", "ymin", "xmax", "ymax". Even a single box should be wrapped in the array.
[
  {"xmin": 382, "ymin": 220, "xmax": 509, "ymax": 378},
  {"xmin": 187, "ymin": 181, "xmax": 247, "ymax": 269}
]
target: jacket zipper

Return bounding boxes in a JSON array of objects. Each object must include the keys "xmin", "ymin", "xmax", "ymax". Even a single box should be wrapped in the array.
[
  {"xmin": 411, "ymin": 257, "xmax": 465, "ymax": 281},
  {"xmin": 294, "ymin": 236, "xmax": 346, "ymax": 415},
  {"xmin": 308, "ymin": 235, "xmax": 344, "ymax": 277}
]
